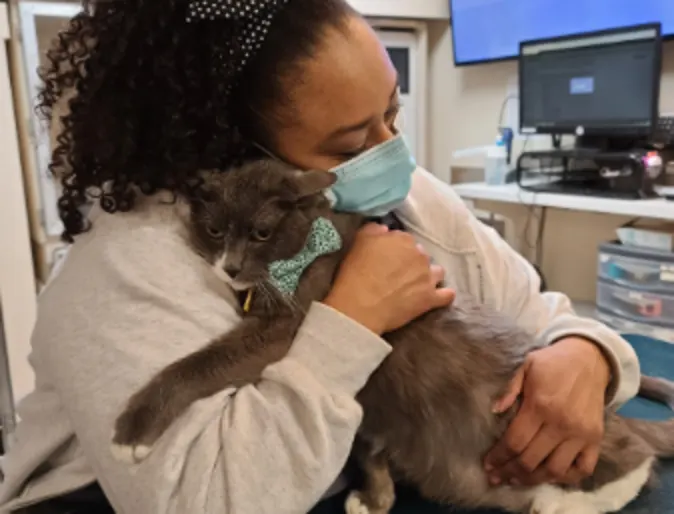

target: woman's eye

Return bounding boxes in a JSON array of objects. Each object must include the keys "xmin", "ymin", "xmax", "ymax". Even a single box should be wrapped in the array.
[
  {"xmin": 252, "ymin": 228, "xmax": 272, "ymax": 242},
  {"xmin": 389, "ymin": 117, "xmax": 400, "ymax": 134},
  {"xmin": 338, "ymin": 151, "xmax": 360, "ymax": 159},
  {"xmin": 338, "ymin": 145, "xmax": 367, "ymax": 160},
  {"xmin": 386, "ymin": 104, "xmax": 402, "ymax": 133},
  {"xmin": 206, "ymin": 226, "xmax": 224, "ymax": 239}
]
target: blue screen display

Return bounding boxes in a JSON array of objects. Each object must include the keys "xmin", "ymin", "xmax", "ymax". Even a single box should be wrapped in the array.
[
  {"xmin": 451, "ymin": 0, "xmax": 674, "ymax": 65},
  {"xmin": 569, "ymin": 77, "xmax": 594, "ymax": 95}
]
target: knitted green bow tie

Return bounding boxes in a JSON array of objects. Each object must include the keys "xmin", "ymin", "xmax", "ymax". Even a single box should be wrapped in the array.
[{"xmin": 268, "ymin": 217, "xmax": 342, "ymax": 295}]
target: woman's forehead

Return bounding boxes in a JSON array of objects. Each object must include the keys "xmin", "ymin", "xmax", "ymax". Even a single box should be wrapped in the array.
[{"xmin": 285, "ymin": 17, "xmax": 398, "ymax": 137}]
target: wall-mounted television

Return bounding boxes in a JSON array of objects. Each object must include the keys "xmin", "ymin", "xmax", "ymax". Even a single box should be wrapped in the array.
[{"xmin": 450, "ymin": 0, "xmax": 674, "ymax": 66}]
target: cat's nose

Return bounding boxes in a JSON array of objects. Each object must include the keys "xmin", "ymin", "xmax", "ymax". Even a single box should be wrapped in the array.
[{"xmin": 224, "ymin": 264, "xmax": 241, "ymax": 279}]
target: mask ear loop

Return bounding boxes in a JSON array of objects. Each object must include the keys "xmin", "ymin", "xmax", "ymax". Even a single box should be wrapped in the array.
[
  {"xmin": 247, "ymin": 101, "xmax": 285, "ymax": 161},
  {"xmin": 251, "ymin": 141, "xmax": 280, "ymax": 160}
]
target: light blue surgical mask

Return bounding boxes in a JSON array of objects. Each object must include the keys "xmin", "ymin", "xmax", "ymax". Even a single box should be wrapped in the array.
[
  {"xmin": 325, "ymin": 135, "xmax": 416, "ymax": 217},
  {"xmin": 253, "ymin": 134, "xmax": 416, "ymax": 217}
]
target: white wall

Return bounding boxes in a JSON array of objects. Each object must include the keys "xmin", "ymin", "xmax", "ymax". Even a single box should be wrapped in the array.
[{"xmin": 425, "ymin": 22, "xmax": 674, "ymax": 301}]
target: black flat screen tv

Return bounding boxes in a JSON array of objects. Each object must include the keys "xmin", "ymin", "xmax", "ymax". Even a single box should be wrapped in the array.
[{"xmin": 450, "ymin": 0, "xmax": 673, "ymax": 66}]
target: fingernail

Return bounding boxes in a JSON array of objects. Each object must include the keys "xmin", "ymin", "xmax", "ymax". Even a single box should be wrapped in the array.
[
  {"xmin": 509, "ymin": 478, "xmax": 520, "ymax": 486},
  {"xmin": 484, "ymin": 463, "xmax": 494, "ymax": 472},
  {"xmin": 489, "ymin": 475, "xmax": 501, "ymax": 486}
]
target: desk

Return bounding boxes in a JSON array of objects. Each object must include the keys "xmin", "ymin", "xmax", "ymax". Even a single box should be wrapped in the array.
[
  {"xmin": 452, "ymin": 183, "xmax": 674, "ymax": 221},
  {"xmin": 451, "ymin": 181, "xmax": 674, "ymax": 317}
]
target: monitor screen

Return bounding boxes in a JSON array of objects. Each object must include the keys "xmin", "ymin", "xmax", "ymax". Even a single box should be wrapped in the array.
[
  {"xmin": 519, "ymin": 25, "xmax": 661, "ymax": 136},
  {"xmin": 450, "ymin": 0, "xmax": 674, "ymax": 66}
]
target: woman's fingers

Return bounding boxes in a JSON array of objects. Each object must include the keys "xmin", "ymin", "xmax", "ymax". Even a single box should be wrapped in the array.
[
  {"xmin": 493, "ymin": 365, "xmax": 526, "ymax": 414},
  {"xmin": 325, "ymin": 229, "xmax": 454, "ymax": 334},
  {"xmin": 485, "ymin": 401, "xmax": 543, "ymax": 473},
  {"xmin": 359, "ymin": 223, "xmax": 389, "ymax": 235},
  {"xmin": 430, "ymin": 264, "xmax": 445, "ymax": 285}
]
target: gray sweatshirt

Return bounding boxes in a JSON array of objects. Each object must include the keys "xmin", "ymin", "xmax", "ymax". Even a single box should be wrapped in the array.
[{"xmin": 0, "ymin": 168, "xmax": 640, "ymax": 513}]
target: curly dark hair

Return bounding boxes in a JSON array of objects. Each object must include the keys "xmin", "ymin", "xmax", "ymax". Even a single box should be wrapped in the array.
[{"xmin": 38, "ymin": 0, "xmax": 355, "ymax": 241}]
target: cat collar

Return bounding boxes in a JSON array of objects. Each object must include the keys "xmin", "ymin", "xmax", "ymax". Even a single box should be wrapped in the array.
[{"xmin": 268, "ymin": 217, "xmax": 342, "ymax": 296}]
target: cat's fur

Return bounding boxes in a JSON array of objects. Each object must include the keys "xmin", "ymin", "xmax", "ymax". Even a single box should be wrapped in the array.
[{"xmin": 111, "ymin": 160, "xmax": 674, "ymax": 513}]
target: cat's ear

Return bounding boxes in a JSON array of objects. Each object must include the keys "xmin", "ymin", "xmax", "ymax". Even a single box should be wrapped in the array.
[
  {"xmin": 191, "ymin": 171, "xmax": 222, "ymax": 204},
  {"xmin": 293, "ymin": 170, "xmax": 336, "ymax": 199}
]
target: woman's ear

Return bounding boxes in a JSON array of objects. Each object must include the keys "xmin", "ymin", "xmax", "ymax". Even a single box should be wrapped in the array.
[{"xmin": 293, "ymin": 170, "xmax": 337, "ymax": 198}]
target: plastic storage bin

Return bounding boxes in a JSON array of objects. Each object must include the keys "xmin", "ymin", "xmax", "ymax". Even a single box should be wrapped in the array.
[
  {"xmin": 598, "ymin": 242, "xmax": 674, "ymax": 293},
  {"xmin": 597, "ymin": 309, "xmax": 674, "ymax": 344},
  {"xmin": 596, "ymin": 279, "xmax": 674, "ymax": 328}
]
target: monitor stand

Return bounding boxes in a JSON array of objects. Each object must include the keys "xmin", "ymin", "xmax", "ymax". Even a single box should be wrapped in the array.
[{"xmin": 515, "ymin": 136, "xmax": 660, "ymax": 199}]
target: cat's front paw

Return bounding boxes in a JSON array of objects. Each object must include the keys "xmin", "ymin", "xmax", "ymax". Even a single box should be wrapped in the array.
[
  {"xmin": 344, "ymin": 490, "xmax": 394, "ymax": 514},
  {"xmin": 111, "ymin": 386, "xmax": 172, "ymax": 464},
  {"xmin": 345, "ymin": 492, "xmax": 372, "ymax": 514}
]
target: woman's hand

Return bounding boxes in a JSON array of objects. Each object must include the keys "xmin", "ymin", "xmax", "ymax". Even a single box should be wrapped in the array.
[
  {"xmin": 324, "ymin": 223, "xmax": 455, "ymax": 335},
  {"xmin": 484, "ymin": 337, "xmax": 611, "ymax": 486}
]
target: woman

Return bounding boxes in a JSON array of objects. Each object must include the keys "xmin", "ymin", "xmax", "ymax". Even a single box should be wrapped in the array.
[{"xmin": 0, "ymin": 0, "xmax": 639, "ymax": 512}]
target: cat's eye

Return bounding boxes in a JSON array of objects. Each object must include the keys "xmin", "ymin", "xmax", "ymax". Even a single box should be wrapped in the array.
[
  {"xmin": 252, "ymin": 228, "xmax": 272, "ymax": 242},
  {"xmin": 206, "ymin": 226, "xmax": 224, "ymax": 239}
]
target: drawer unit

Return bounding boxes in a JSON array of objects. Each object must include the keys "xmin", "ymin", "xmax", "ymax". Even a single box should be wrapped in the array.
[
  {"xmin": 597, "ymin": 279, "xmax": 674, "ymax": 328},
  {"xmin": 597, "ymin": 310, "xmax": 674, "ymax": 344},
  {"xmin": 598, "ymin": 242, "xmax": 674, "ymax": 293}
]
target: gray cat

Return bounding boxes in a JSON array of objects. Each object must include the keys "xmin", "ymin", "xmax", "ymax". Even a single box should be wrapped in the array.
[{"xmin": 111, "ymin": 160, "xmax": 674, "ymax": 514}]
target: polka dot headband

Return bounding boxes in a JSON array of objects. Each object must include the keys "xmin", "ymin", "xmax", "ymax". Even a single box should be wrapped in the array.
[{"xmin": 186, "ymin": 0, "xmax": 291, "ymax": 73}]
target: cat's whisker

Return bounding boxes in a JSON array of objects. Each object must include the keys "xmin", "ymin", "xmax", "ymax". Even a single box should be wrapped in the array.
[
  {"xmin": 257, "ymin": 283, "xmax": 275, "ymax": 311},
  {"xmin": 270, "ymin": 286, "xmax": 291, "ymax": 313},
  {"xmin": 288, "ymin": 294, "xmax": 307, "ymax": 316},
  {"xmin": 258, "ymin": 282, "xmax": 282, "ymax": 313},
  {"xmin": 265, "ymin": 281, "xmax": 304, "ymax": 316}
]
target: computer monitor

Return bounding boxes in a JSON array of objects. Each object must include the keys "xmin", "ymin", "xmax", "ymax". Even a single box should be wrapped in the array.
[{"xmin": 519, "ymin": 24, "xmax": 662, "ymax": 138}]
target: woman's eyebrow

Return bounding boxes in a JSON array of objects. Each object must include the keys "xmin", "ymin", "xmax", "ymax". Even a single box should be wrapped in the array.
[{"xmin": 323, "ymin": 79, "xmax": 401, "ymax": 140}]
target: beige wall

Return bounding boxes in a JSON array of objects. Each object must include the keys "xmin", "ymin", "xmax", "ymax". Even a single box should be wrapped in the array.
[{"xmin": 425, "ymin": 22, "xmax": 674, "ymax": 302}]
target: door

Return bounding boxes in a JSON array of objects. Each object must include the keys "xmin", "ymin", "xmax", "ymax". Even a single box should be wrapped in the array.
[{"xmin": 375, "ymin": 28, "xmax": 419, "ymax": 160}]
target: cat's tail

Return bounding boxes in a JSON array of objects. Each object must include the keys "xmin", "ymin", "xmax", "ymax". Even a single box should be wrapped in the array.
[
  {"xmin": 620, "ymin": 375, "xmax": 674, "ymax": 458},
  {"xmin": 618, "ymin": 375, "xmax": 674, "ymax": 458},
  {"xmin": 638, "ymin": 375, "xmax": 674, "ymax": 411},
  {"xmin": 622, "ymin": 417, "xmax": 674, "ymax": 458}
]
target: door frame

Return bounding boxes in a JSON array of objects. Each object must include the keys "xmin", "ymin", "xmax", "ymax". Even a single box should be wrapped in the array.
[{"xmin": 370, "ymin": 19, "xmax": 428, "ymax": 168}]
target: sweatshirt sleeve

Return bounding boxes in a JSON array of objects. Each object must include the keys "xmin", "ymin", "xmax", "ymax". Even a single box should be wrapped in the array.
[
  {"xmin": 35, "ymin": 215, "xmax": 390, "ymax": 514},
  {"xmin": 464, "ymin": 206, "xmax": 640, "ymax": 408},
  {"xmin": 402, "ymin": 169, "xmax": 640, "ymax": 408}
]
